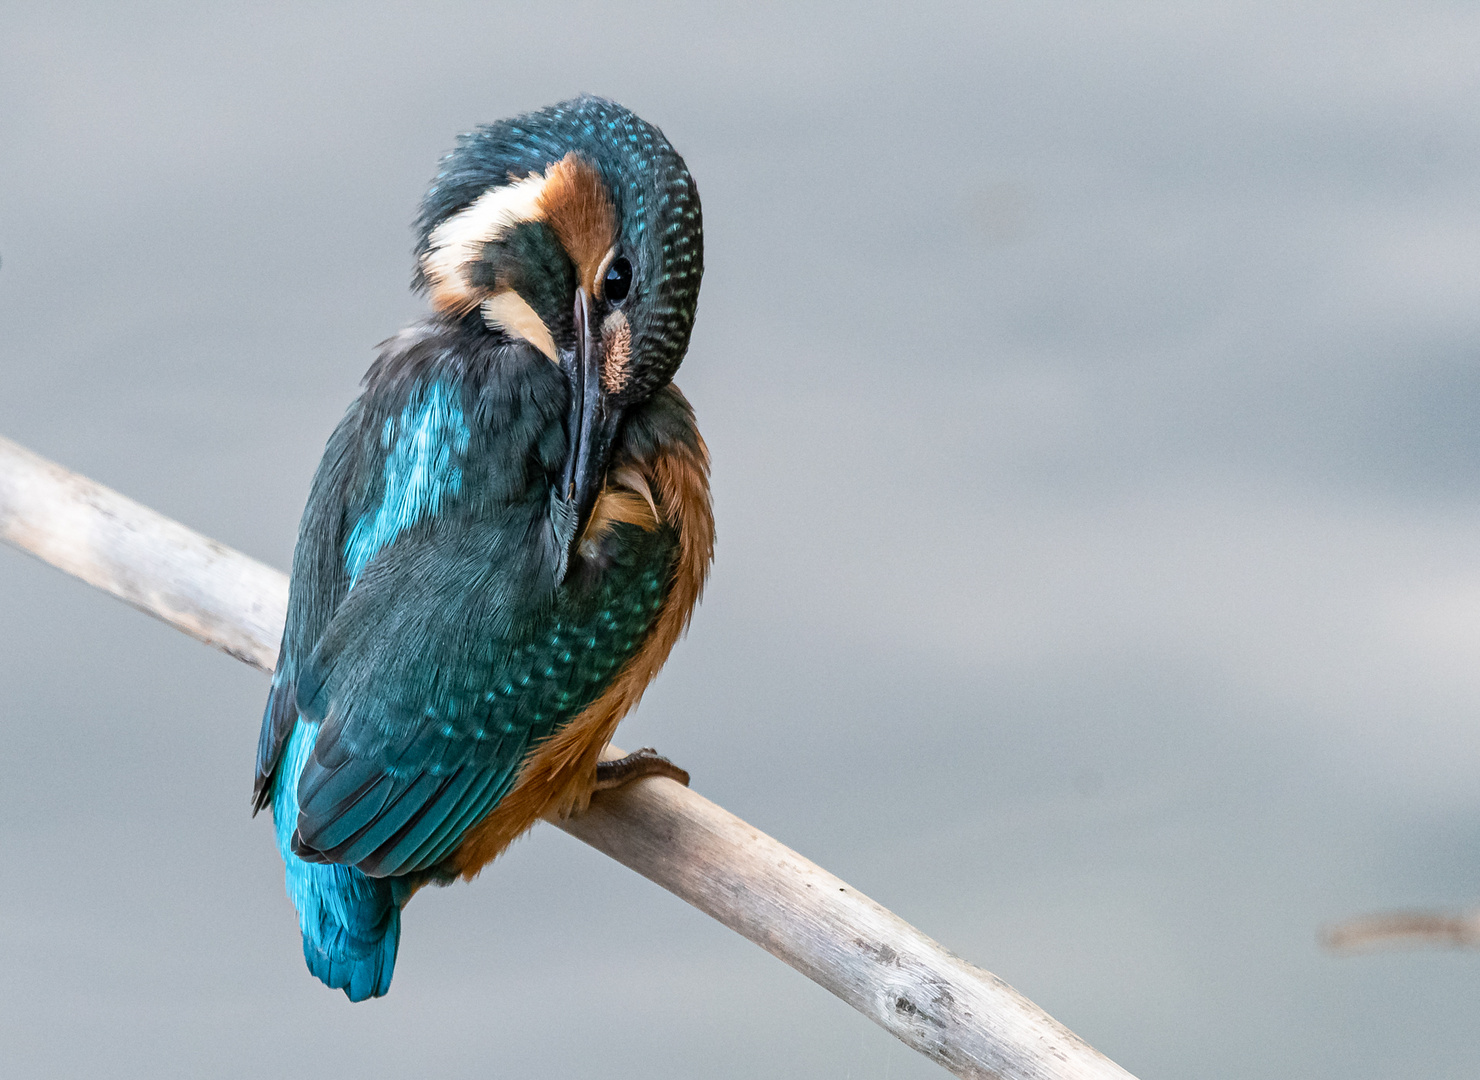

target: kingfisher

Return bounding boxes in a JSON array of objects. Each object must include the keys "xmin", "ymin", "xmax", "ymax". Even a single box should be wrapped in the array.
[{"xmin": 252, "ymin": 96, "xmax": 712, "ymax": 1001}]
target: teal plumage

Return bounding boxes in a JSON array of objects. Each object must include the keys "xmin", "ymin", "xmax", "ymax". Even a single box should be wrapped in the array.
[{"xmin": 254, "ymin": 98, "xmax": 711, "ymax": 1001}]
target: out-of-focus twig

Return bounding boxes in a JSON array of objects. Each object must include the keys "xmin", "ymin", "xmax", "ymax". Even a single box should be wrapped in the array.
[{"xmin": 1322, "ymin": 909, "xmax": 1480, "ymax": 953}]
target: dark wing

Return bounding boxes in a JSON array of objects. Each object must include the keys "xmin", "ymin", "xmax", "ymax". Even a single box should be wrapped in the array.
[
  {"xmin": 288, "ymin": 509, "xmax": 676, "ymax": 879},
  {"xmin": 252, "ymin": 405, "xmax": 364, "ymax": 812}
]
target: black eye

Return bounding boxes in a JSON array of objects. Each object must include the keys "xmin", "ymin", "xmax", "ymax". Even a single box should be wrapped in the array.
[{"xmin": 604, "ymin": 256, "xmax": 633, "ymax": 303}]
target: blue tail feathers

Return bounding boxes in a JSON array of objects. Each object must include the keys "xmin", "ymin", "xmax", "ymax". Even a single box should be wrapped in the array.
[
  {"xmin": 301, "ymin": 900, "xmax": 400, "ymax": 1002},
  {"xmin": 273, "ymin": 720, "xmax": 404, "ymax": 1001}
]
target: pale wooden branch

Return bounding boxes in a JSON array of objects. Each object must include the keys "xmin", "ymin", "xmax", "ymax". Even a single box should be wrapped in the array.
[
  {"xmin": 1322, "ymin": 909, "xmax": 1480, "ymax": 954},
  {"xmin": 0, "ymin": 433, "xmax": 1136, "ymax": 1080},
  {"xmin": 0, "ymin": 437, "xmax": 284, "ymax": 673}
]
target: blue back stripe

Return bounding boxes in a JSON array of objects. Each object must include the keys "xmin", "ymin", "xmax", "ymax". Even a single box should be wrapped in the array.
[{"xmin": 344, "ymin": 381, "xmax": 471, "ymax": 584}]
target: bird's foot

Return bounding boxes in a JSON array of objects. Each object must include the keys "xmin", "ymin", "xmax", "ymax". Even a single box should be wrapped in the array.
[{"xmin": 594, "ymin": 747, "xmax": 690, "ymax": 791}]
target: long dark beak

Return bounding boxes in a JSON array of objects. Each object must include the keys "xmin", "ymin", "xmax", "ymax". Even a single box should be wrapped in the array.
[{"xmin": 560, "ymin": 288, "xmax": 623, "ymax": 550}]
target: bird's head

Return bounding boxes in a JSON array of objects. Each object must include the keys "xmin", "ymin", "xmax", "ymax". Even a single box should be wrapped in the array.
[{"xmin": 414, "ymin": 96, "xmax": 703, "ymax": 539}]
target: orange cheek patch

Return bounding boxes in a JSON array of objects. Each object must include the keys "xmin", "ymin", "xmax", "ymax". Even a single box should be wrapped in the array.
[
  {"xmin": 418, "ymin": 154, "xmax": 618, "ymax": 365},
  {"xmin": 537, "ymin": 154, "xmax": 618, "ymax": 297},
  {"xmin": 420, "ymin": 152, "xmax": 615, "ymax": 316}
]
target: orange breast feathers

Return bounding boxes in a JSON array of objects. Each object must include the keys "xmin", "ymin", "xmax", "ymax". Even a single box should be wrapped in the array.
[{"xmin": 444, "ymin": 430, "xmax": 713, "ymax": 879}]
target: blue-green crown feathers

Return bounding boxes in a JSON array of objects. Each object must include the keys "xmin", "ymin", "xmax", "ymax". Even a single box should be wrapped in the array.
[{"xmin": 415, "ymin": 96, "xmax": 703, "ymax": 401}]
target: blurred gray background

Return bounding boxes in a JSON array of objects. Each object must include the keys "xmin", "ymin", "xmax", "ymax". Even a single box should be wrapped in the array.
[{"xmin": 3, "ymin": 2, "xmax": 1480, "ymax": 1076}]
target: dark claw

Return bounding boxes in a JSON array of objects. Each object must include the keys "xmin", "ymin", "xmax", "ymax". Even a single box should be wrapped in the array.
[{"xmin": 594, "ymin": 747, "xmax": 690, "ymax": 791}]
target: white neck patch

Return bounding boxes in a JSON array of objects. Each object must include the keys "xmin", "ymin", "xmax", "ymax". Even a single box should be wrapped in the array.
[
  {"xmin": 421, "ymin": 170, "xmax": 551, "ymax": 314},
  {"xmin": 480, "ymin": 291, "xmax": 558, "ymax": 363}
]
